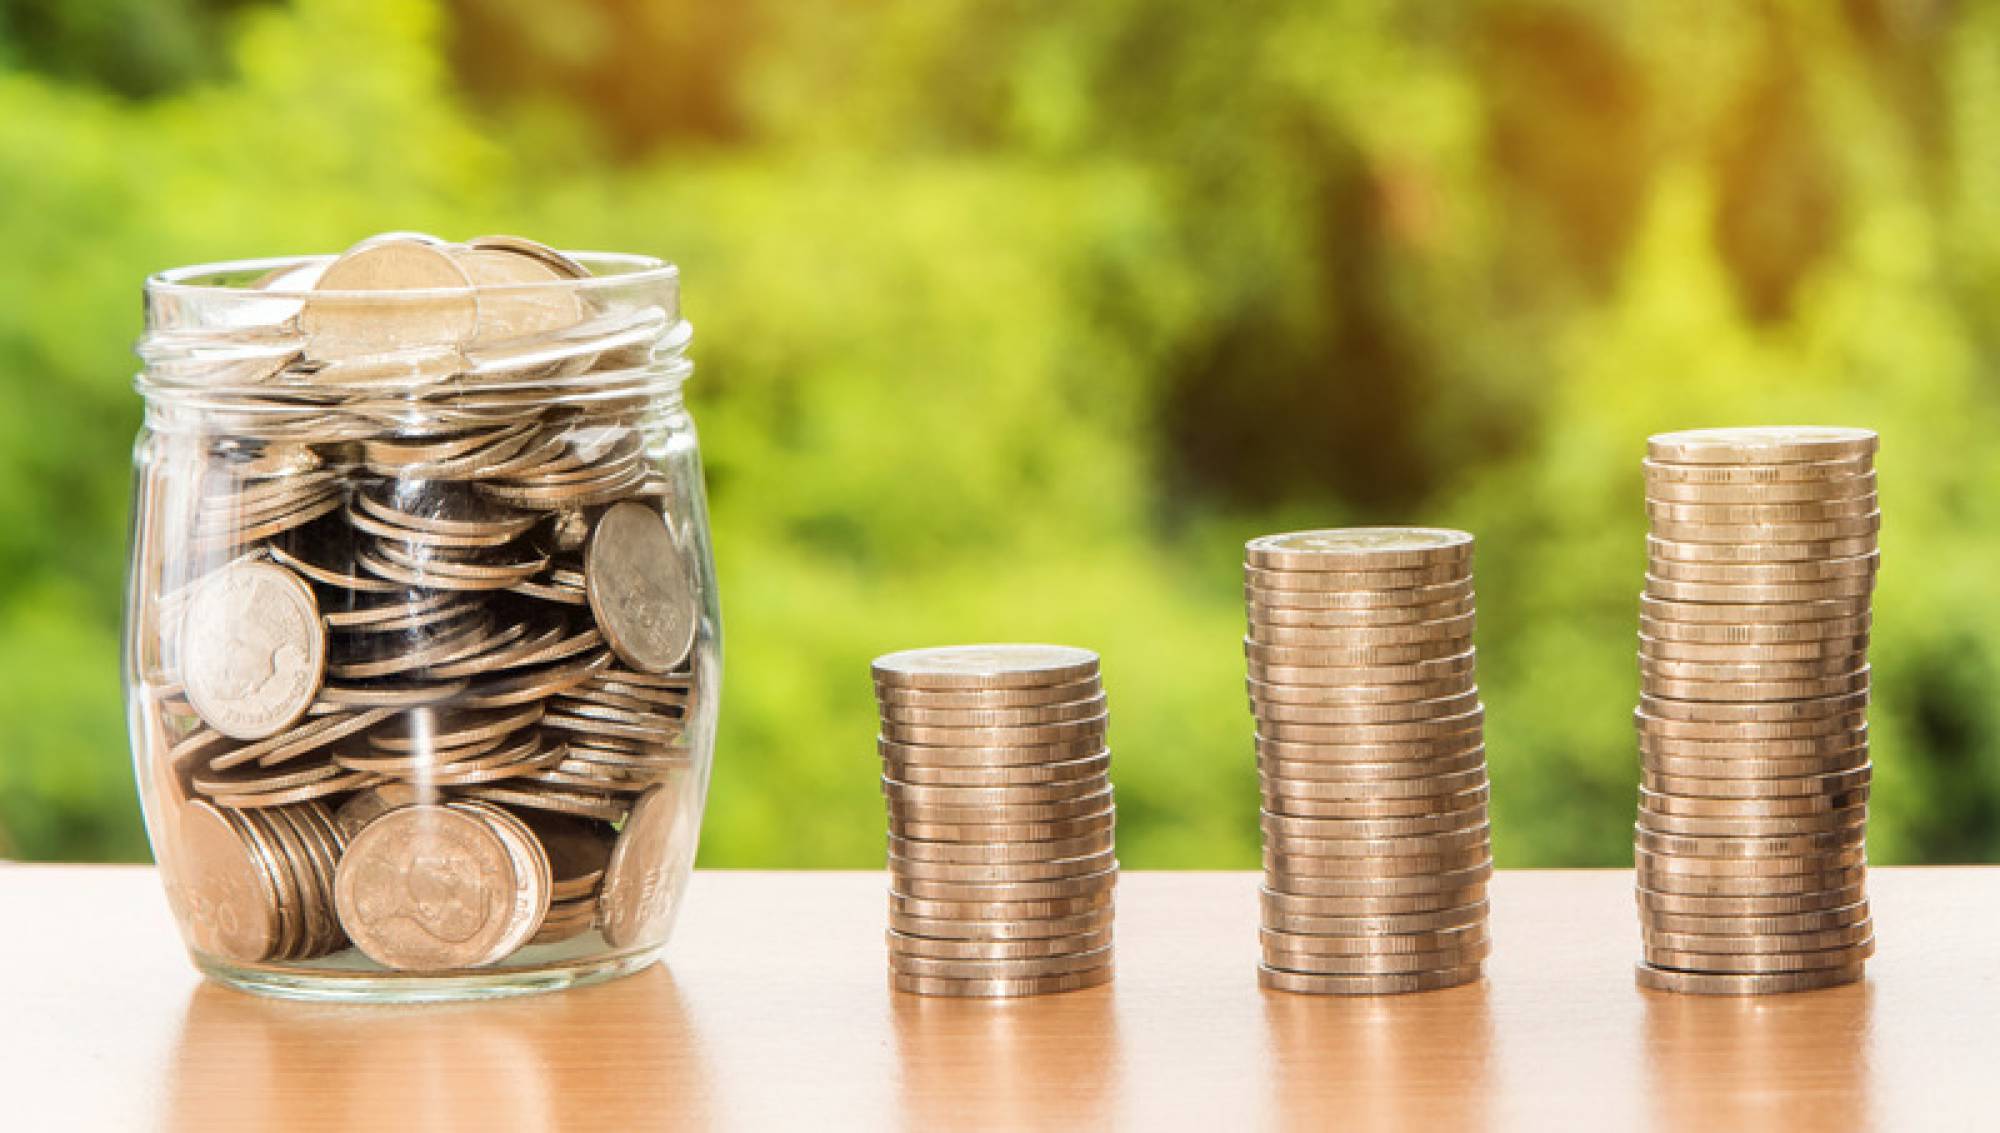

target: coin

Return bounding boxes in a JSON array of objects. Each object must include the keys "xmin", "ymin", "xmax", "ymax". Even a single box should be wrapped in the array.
[
  {"xmin": 1642, "ymin": 936, "xmax": 1873, "ymax": 973},
  {"xmin": 1246, "ymin": 578, "xmax": 1476, "ymax": 610},
  {"xmin": 878, "ymin": 714, "xmax": 1109, "ymax": 747},
  {"xmin": 598, "ymin": 783, "xmax": 683, "ymax": 948},
  {"xmin": 1645, "ymin": 551, "xmax": 1877, "ymax": 583},
  {"xmin": 1246, "ymin": 596, "xmax": 1476, "ymax": 627},
  {"xmin": 301, "ymin": 236, "xmax": 479, "ymax": 359},
  {"xmin": 1245, "ymin": 528, "xmax": 1474, "ymax": 570},
  {"xmin": 167, "ymin": 800, "xmax": 282, "ymax": 962},
  {"xmin": 1643, "ymin": 475, "xmax": 1877, "ymax": 504},
  {"xmin": 1633, "ymin": 826, "xmax": 1864, "ymax": 858},
  {"xmin": 1246, "ymin": 674, "xmax": 1478, "ymax": 706},
  {"xmin": 871, "ymin": 644, "xmax": 1099, "ymax": 690},
  {"xmin": 333, "ymin": 803, "xmax": 544, "ymax": 970},
  {"xmin": 1644, "ymin": 920, "xmax": 1872, "ymax": 955},
  {"xmin": 1638, "ymin": 900, "xmax": 1871, "ymax": 936},
  {"xmin": 179, "ymin": 561, "xmax": 327, "ymax": 741},
  {"xmin": 1634, "ymin": 963, "xmax": 1865, "ymax": 995},
  {"xmin": 872, "ymin": 677, "xmax": 1103, "ymax": 708},
  {"xmin": 876, "ymin": 696, "xmax": 1108, "ymax": 726},
  {"xmin": 889, "ymin": 965, "xmax": 1112, "ymax": 998},
  {"xmin": 887, "ymin": 908, "xmax": 1114, "ymax": 941},
  {"xmin": 1242, "ymin": 562, "xmax": 1468, "ymax": 590},
  {"xmin": 889, "ymin": 850, "xmax": 1118, "ymax": 883},
  {"xmin": 882, "ymin": 751, "xmax": 1111, "ymax": 787},
  {"xmin": 1646, "ymin": 533, "xmax": 1879, "ymax": 564},
  {"xmin": 877, "ymin": 736, "xmax": 1108, "ymax": 768},
  {"xmin": 1255, "ymin": 963, "xmax": 1481, "ymax": 995},
  {"xmin": 1263, "ymin": 863, "xmax": 1493, "ymax": 900},
  {"xmin": 1635, "ymin": 883, "xmax": 1866, "ymax": 916},
  {"xmin": 586, "ymin": 502, "xmax": 698, "ymax": 674},
  {"xmin": 1646, "ymin": 426, "xmax": 1879, "ymax": 465},
  {"xmin": 889, "ymin": 943, "xmax": 1114, "ymax": 981},
  {"xmin": 1641, "ymin": 454, "xmax": 1873, "ymax": 483},
  {"xmin": 887, "ymin": 928, "xmax": 1113, "ymax": 960},
  {"xmin": 888, "ymin": 816, "xmax": 1115, "ymax": 848},
  {"xmin": 1247, "ymin": 612, "xmax": 1478, "ymax": 646},
  {"xmin": 1259, "ymin": 923, "xmax": 1487, "ymax": 955},
  {"xmin": 1259, "ymin": 888, "xmax": 1489, "ymax": 925},
  {"xmin": 1264, "ymin": 784, "xmax": 1490, "ymax": 820}
]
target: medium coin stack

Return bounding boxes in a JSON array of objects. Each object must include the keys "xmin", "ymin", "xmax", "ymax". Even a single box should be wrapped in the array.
[
  {"xmin": 1635, "ymin": 426, "xmax": 1880, "ymax": 995},
  {"xmin": 1244, "ymin": 529, "xmax": 1493, "ymax": 995},
  {"xmin": 872, "ymin": 645, "xmax": 1116, "ymax": 998},
  {"xmin": 137, "ymin": 233, "xmax": 707, "ymax": 972}
]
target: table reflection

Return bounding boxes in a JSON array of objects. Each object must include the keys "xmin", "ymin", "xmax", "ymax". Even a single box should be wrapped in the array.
[
  {"xmin": 891, "ymin": 983, "xmax": 1120, "ymax": 1132},
  {"xmin": 167, "ymin": 965, "xmax": 711, "ymax": 1131},
  {"xmin": 1262, "ymin": 980, "xmax": 1496, "ymax": 1129},
  {"xmin": 1642, "ymin": 979, "xmax": 1874, "ymax": 1131}
]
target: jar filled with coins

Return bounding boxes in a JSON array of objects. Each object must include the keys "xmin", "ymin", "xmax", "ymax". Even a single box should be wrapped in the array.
[{"xmin": 126, "ymin": 234, "xmax": 718, "ymax": 999}]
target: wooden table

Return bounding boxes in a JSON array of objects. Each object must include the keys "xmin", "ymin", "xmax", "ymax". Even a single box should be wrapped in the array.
[{"xmin": 2, "ymin": 866, "xmax": 1993, "ymax": 1130}]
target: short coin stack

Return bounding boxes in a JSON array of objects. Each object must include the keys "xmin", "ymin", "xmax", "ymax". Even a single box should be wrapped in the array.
[
  {"xmin": 873, "ymin": 645, "xmax": 1116, "ymax": 997},
  {"xmin": 1244, "ymin": 529, "xmax": 1493, "ymax": 995},
  {"xmin": 1635, "ymin": 426, "xmax": 1880, "ymax": 995}
]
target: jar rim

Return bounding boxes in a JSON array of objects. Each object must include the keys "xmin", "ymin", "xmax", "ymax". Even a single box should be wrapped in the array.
[{"xmin": 145, "ymin": 250, "xmax": 680, "ymax": 302}]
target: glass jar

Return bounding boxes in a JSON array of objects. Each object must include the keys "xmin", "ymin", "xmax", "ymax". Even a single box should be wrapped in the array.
[{"xmin": 124, "ymin": 234, "xmax": 719, "ymax": 1000}]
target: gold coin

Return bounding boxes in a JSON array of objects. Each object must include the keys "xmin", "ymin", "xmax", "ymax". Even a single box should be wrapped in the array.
[
  {"xmin": 1259, "ymin": 923, "xmax": 1487, "ymax": 956},
  {"xmin": 1639, "ymin": 654, "xmax": 1867, "ymax": 682},
  {"xmin": 1262, "ymin": 938, "xmax": 1490, "ymax": 975},
  {"xmin": 1638, "ymin": 900, "xmax": 1870, "ymax": 936},
  {"xmin": 888, "ymin": 943, "xmax": 1113, "ymax": 981},
  {"xmin": 1256, "ymin": 962, "xmax": 1481, "ymax": 995},
  {"xmin": 871, "ymin": 644, "xmax": 1099, "ymax": 690},
  {"xmin": 1639, "ymin": 728, "xmax": 1867, "ymax": 760},
  {"xmin": 1637, "ymin": 806, "xmax": 1866, "ymax": 839},
  {"xmin": 1645, "ymin": 495, "xmax": 1879, "ymax": 524},
  {"xmin": 1633, "ymin": 825, "xmax": 1864, "ymax": 858},
  {"xmin": 1644, "ymin": 426, "xmax": 1878, "ymax": 465},
  {"xmin": 1261, "ymin": 806, "xmax": 1488, "ymax": 841},
  {"xmin": 1636, "ymin": 883, "xmax": 1866, "ymax": 917},
  {"xmin": 1248, "ymin": 650, "xmax": 1477, "ymax": 687},
  {"xmin": 1645, "ymin": 551, "xmax": 1877, "ymax": 583},
  {"xmin": 1634, "ymin": 963, "xmax": 1864, "ymax": 995},
  {"xmin": 880, "ymin": 774, "xmax": 1111, "ymax": 807},
  {"xmin": 586, "ymin": 502, "xmax": 698, "ymax": 674},
  {"xmin": 1641, "ymin": 454, "xmax": 1873, "ymax": 483},
  {"xmin": 1264, "ymin": 784, "xmax": 1489, "ymax": 820},
  {"xmin": 1263, "ymin": 767, "xmax": 1487, "ymax": 801},
  {"xmin": 877, "ymin": 695, "xmax": 1109, "ymax": 727},
  {"xmin": 1259, "ymin": 886, "xmax": 1489, "ymax": 924},
  {"xmin": 1635, "ymin": 866, "xmax": 1866, "ymax": 898},
  {"xmin": 878, "ymin": 736, "xmax": 1107, "ymax": 768},
  {"xmin": 1258, "ymin": 890, "xmax": 1488, "ymax": 929},
  {"xmin": 1639, "ymin": 594, "xmax": 1871, "ymax": 625},
  {"xmin": 1638, "ymin": 787, "xmax": 1868, "ymax": 819},
  {"xmin": 890, "ymin": 964, "xmax": 1112, "ymax": 998},
  {"xmin": 1639, "ymin": 765, "xmax": 1871, "ymax": 800},
  {"xmin": 1646, "ymin": 533, "xmax": 1879, "ymax": 564},
  {"xmin": 1643, "ymin": 474, "xmax": 1877, "ymax": 504},
  {"xmin": 1255, "ymin": 728, "xmax": 1488, "ymax": 762},
  {"xmin": 1246, "ymin": 674, "xmax": 1477, "ymax": 706},
  {"xmin": 888, "ymin": 907, "xmax": 1113, "ymax": 941},
  {"xmin": 878, "ymin": 714, "xmax": 1109, "ymax": 748},
  {"xmin": 1635, "ymin": 846, "xmax": 1866, "ymax": 877},
  {"xmin": 886, "ymin": 927, "xmax": 1113, "ymax": 960},
  {"xmin": 883, "ymin": 751, "xmax": 1111, "ymax": 787},
  {"xmin": 1263, "ymin": 823, "xmax": 1491, "ymax": 859},
  {"xmin": 873, "ymin": 677, "xmax": 1102, "ymax": 708},
  {"xmin": 1244, "ymin": 636, "xmax": 1470, "ymax": 668},
  {"xmin": 1644, "ymin": 920, "xmax": 1872, "ymax": 955},
  {"xmin": 1259, "ymin": 708, "xmax": 1483, "ymax": 745},
  {"xmin": 888, "ymin": 828, "xmax": 1120, "ymax": 864},
  {"xmin": 888, "ymin": 889, "xmax": 1112, "ymax": 921},
  {"xmin": 1242, "ymin": 562, "xmax": 1469, "ymax": 591},
  {"xmin": 1246, "ymin": 596, "xmax": 1476, "ymax": 627},
  {"xmin": 1643, "ymin": 936, "xmax": 1873, "ymax": 973},
  {"xmin": 1647, "ymin": 512, "xmax": 1880, "ymax": 544},
  {"xmin": 1258, "ymin": 749, "xmax": 1487, "ymax": 783},
  {"xmin": 896, "ymin": 812, "xmax": 1120, "ymax": 848},
  {"xmin": 1244, "ymin": 528, "xmax": 1474, "ymax": 570},
  {"xmin": 1247, "ymin": 612, "xmax": 1477, "ymax": 647},
  {"xmin": 1245, "ymin": 578, "xmax": 1475, "ymax": 611},
  {"xmin": 1641, "ymin": 750, "xmax": 1869, "ymax": 780}
]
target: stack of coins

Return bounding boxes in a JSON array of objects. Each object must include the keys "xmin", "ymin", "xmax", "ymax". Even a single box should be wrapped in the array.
[
  {"xmin": 872, "ymin": 645, "xmax": 1116, "ymax": 998},
  {"xmin": 1244, "ymin": 529, "xmax": 1493, "ymax": 995},
  {"xmin": 135, "ymin": 233, "xmax": 709, "ymax": 972},
  {"xmin": 1635, "ymin": 426, "xmax": 1879, "ymax": 995}
]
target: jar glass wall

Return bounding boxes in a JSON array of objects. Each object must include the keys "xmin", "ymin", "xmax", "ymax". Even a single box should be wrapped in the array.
[{"xmin": 125, "ymin": 237, "xmax": 719, "ymax": 1000}]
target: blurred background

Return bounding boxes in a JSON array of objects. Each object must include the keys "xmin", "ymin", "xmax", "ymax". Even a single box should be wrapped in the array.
[{"xmin": 1, "ymin": 0, "xmax": 1996, "ymax": 868}]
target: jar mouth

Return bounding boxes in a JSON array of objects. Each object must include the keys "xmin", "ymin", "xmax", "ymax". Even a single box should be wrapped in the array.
[{"xmin": 146, "ymin": 251, "xmax": 679, "ymax": 302}]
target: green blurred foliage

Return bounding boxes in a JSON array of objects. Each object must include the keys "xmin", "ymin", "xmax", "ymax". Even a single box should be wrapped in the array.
[{"xmin": 1, "ymin": 0, "xmax": 1996, "ymax": 866}]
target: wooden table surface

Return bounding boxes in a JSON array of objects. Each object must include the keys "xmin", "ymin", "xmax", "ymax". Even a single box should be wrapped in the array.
[{"xmin": 1, "ymin": 866, "xmax": 1993, "ymax": 1131}]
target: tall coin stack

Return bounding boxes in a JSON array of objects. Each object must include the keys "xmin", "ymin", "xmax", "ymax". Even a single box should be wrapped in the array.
[
  {"xmin": 872, "ymin": 645, "xmax": 1116, "ymax": 998},
  {"xmin": 1244, "ymin": 529, "xmax": 1493, "ymax": 995},
  {"xmin": 1635, "ymin": 427, "xmax": 1879, "ymax": 995}
]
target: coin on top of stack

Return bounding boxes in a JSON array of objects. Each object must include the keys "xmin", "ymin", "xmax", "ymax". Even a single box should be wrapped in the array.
[
  {"xmin": 1244, "ymin": 528, "xmax": 1492, "ymax": 995},
  {"xmin": 873, "ymin": 644, "xmax": 1115, "ymax": 998},
  {"xmin": 1635, "ymin": 426, "xmax": 1879, "ymax": 995}
]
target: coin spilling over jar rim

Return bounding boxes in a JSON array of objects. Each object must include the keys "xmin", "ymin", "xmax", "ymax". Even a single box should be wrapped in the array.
[{"xmin": 127, "ymin": 233, "xmax": 717, "ymax": 1000}]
